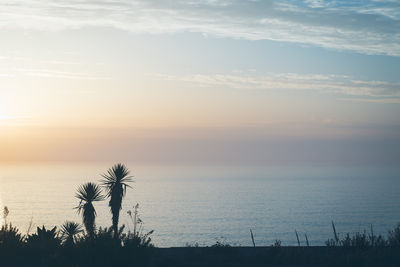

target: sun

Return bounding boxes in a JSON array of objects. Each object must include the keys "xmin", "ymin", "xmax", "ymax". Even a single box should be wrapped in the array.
[
  {"xmin": 0, "ymin": 99, "xmax": 28, "ymax": 125},
  {"xmin": 0, "ymin": 99, "xmax": 9, "ymax": 121}
]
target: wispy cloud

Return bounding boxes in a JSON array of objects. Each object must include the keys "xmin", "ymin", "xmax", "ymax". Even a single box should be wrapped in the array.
[
  {"xmin": 0, "ymin": 73, "xmax": 15, "ymax": 78},
  {"xmin": 0, "ymin": 115, "xmax": 32, "ymax": 126},
  {"xmin": 0, "ymin": 0, "xmax": 399, "ymax": 56},
  {"xmin": 15, "ymin": 68, "xmax": 111, "ymax": 80},
  {"xmin": 340, "ymin": 98, "xmax": 400, "ymax": 104},
  {"xmin": 155, "ymin": 71, "xmax": 400, "ymax": 102},
  {"xmin": 0, "ymin": 54, "xmax": 109, "ymax": 80},
  {"xmin": 0, "ymin": 115, "xmax": 30, "ymax": 120}
]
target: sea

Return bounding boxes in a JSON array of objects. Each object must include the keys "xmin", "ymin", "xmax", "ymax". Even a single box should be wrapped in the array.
[{"xmin": 0, "ymin": 162, "xmax": 399, "ymax": 247}]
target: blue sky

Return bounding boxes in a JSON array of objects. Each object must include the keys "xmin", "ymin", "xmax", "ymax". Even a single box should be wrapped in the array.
[{"xmin": 1, "ymin": 0, "xmax": 399, "ymax": 55}]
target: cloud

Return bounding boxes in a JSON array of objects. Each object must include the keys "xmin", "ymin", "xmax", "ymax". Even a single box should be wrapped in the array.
[
  {"xmin": 0, "ymin": 0, "xmax": 399, "ymax": 56},
  {"xmin": 155, "ymin": 71, "xmax": 400, "ymax": 102},
  {"xmin": 0, "ymin": 55, "xmax": 108, "ymax": 80},
  {"xmin": 0, "ymin": 115, "xmax": 30, "ymax": 120},
  {"xmin": 0, "ymin": 73, "xmax": 15, "ymax": 78},
  {"xmin": 340, "ymin": 98, "xmax": 400, "ymax": 104},
  {"xmin": 0, "ymin": 115, "xmax": 32, "ymax": 126},
  {"xmin": 15, "ymin": 68, "xmax": 111, "ymax": 80}
]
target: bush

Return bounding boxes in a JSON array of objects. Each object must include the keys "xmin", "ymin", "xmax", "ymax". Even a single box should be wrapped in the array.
[
  {"xmin": 0, "ymin": 223, "xmax": 23, "ymax": 248},
  {"xmin": 26, "ymin": 226, "xmax": 61, "ymax": 249},
  {"xmin": 122, "ymin": 230, "xmax": 154, "ymax": 248},
  {"xmin": 387, "ymin": 223, "xmax": 400, "ymax": 247}
]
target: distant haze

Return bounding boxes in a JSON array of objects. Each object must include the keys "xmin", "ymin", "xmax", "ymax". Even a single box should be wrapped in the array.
[{"xmin": 1, "ymin": 126, "xmax": 399, "ymax": 166}]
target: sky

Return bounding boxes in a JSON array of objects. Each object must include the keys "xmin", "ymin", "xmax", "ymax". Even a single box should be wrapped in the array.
[{"xmin": 0, "ymin": 0, "xmax": 400, "ymax": 165}]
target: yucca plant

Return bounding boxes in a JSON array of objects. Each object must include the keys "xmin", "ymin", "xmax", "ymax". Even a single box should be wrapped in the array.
[
  {"xmin": 60, "ymin": 221, "xmax": 83, "ymax": 246},
  {"xmin": 0, "ymin": 223, "xmax": 23, "ymax": 247},
  {"xmin": 75, "ymin": 182, "xmax": 104, "ymax": 237},
  {"xmin": 80, "ymin": 226, "xmax": 125, "ymax": 249},
  {"xmin": 101, "ymin": 164, "xmax": 133, "ymax": 239},
  {"xmin": 0, "ymin": 206, "xmax": 23, "ymax": 247},
  {"xmin": 26, "ymin": 226, "xmax": 61, "ymax": 249}
]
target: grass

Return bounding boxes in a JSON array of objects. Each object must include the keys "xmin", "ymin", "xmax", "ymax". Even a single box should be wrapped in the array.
[
  {"xmin": 325, "ymin": 221, "xmax": 393, "ymax": 248},
  {"xmin": 1, "ymin": 219, "xmax": 399, "ymax": 266}
]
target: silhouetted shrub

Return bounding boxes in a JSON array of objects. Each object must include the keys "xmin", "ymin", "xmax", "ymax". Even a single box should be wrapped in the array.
[
  {"xmin": 0, "ymin": 223, "xmax": 23, "ymax": 248},
  {"xmin": 387, "ymin": 223, "xmax": 400, "ymax": 247},
  {"xmin": 325, "ymin": 223, "xmax": 399, "ymax": 248},
  {"xmin": 60, "ymin": 221, "xmax": 83, "ymax": 247},
  {"xmin": 26, "ymin": 226, "xmax": 61, "ymax": 249},
  {"xmin": 211, "ymin": 237, "xmax": 231, "ymax": 248},
  {"xmin": 272, "ymin": 239, "xmax": 281, "ymax": 247},
  {"xmin": 122, "ymin": 230, "xmax": 154, "ymax": 248}
]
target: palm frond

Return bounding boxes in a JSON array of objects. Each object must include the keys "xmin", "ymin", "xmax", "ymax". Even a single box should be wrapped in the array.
[
  {"xmin": 101, "ymin": 164, "xmax": 133, "ymax": 239},
  {"xmin": 74, "ymin": 182, "xmax": 103, "ymax": 237},
  {"xmin": 101, "ymin": 163, "xmax": 133, "ymax": 196},
  {"xmin": 60, "ymin": 221, "xmax": 83, "ymax": 240},
  {"xmin": 75, "ymin": 182, "xmax": 104, "ymax": 203}
]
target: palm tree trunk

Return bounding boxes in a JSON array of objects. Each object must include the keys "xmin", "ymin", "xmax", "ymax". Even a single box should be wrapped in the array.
[{"xmin": 112, "ymin": 206, "xmax": 120, "ymax": 239}]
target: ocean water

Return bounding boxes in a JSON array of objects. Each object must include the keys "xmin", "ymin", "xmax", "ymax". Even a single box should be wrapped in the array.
[{"xmin": 0, "ymin": 162, "xmax": 399, "ymax": 247}]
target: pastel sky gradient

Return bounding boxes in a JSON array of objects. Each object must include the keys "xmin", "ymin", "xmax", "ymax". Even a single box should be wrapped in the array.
[{"xmin": 1, "ymin": 0, "xmax": 399, "ymax": 164}]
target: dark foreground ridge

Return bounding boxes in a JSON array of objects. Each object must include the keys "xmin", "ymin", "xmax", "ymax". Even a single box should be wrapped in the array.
[
  {"xmin": 153, "ymin": 246, "xmax": 400, "ymax": 267},
  {"xmin": 0, "ymin": 246, "xmax": 400, "ymax": 267}
]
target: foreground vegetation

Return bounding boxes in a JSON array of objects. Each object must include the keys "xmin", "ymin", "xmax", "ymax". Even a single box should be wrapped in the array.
[
  {"xmin": 0, "ymin": 224, "xmax": 154, "ymax": 266},
  {"xmin": 0, "ymin": 222, "xmax": 399, "ymax": 267},
  {"xmin": 0, "ymin": 164, "xmax": 154, "ymax": 266},
  {"xmin": 0, "ymin": 163, "xmax": 399, "ymax": 266}
]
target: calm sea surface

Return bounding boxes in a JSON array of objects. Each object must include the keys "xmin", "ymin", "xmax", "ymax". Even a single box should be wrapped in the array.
[{"xmin": 0, "ymin": 162, "xmax": 399, "ymax": 247}]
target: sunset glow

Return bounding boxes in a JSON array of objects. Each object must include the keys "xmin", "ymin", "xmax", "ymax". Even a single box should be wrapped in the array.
[
  {"xmin": 1, "ymin": 2, "xmax": 400, "ymax": 260},
  {"xmin": 0, "ymin": 0, "xmax": 399, "ymax": 165}
]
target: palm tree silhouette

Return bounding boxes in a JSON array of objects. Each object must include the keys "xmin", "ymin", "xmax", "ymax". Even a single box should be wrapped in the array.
[
  {"xmin": 60, "ymin": 221, "xmax": 83, "ymax": 246},
  {"xmin": 101, "ymin": 164, "xmax": 133, "ymax": 239},
  {"xmin": 75, "ymin": 182, "xmax": 104, "ymax": 238}
]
